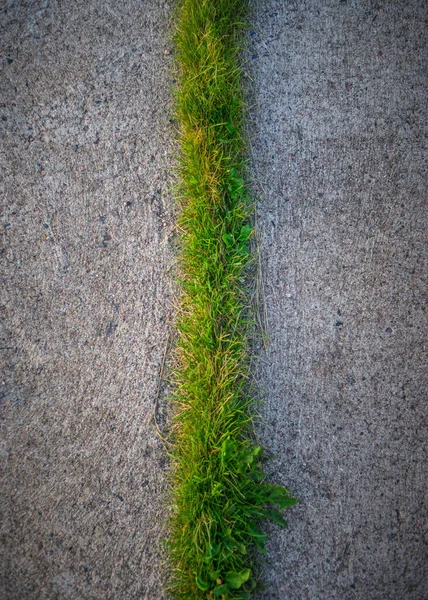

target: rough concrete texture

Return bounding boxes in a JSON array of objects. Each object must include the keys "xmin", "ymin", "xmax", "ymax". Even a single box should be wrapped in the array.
[
  {"xmin": 0, "ymin": 1, "xmax": 176, "ymax": 598},
  {"xmin": 249, "ymin": 1, "xmax": 427, "ymax": 599},
  {"xmin": 0, "ymin": 0, "xmax": 427, "ymax": 599}
]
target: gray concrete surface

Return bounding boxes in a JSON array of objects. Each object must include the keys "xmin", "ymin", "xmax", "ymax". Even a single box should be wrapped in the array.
[
  {"xmin": 1, "ymin": 0, "xmax": 427, "ymax": 599},
  {"xmin": 1, "ymin": 1, "xmax": 176, "ymax": 598},
  {"xmin": 249, "ymin": 1, "xmax": 427, "ymax": 599}
]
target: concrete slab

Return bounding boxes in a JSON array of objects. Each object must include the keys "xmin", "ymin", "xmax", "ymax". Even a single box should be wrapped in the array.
[
  {"xmin": 1, "ymin": 1, "xmax": 175, "ymax": 598},
  {"xmin": 249, "ymin": 1, "xmax": 427, "ymax": 599}
]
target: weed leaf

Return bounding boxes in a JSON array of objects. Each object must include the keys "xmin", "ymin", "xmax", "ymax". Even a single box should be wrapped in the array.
[
  {"xmin": 195, "ymin": 573, "xmax": 210, "ymax": 591},
  {"xmin": 239, "ymin": 224, "xmax": 252, "ymax": 241},
  {"xmin": 222, "ymin": 233, "xmax": 234, "ymax": 248},
  {"xmin": 213, "ymin": 583, "xmax": 230, "ymax": 597},
  {"xmin": 225, "ymin": 568, "xmax": 251, "ymax": 589},
  {"xmin": 267, "ymin": 508, "xmax": 288, "ymax": 528}
]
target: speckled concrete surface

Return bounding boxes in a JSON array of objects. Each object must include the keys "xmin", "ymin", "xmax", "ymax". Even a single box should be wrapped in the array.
[
  {"xmin": 248, "ymin": 1, "xmax": 427, "ymax": 599},
  {"xmin": 1, "ymin": 1, "xmax": 176, "ymax": 598},
  {"xmin": 1, "ymin": 1, "xmax": 427, "ymax": 599}
]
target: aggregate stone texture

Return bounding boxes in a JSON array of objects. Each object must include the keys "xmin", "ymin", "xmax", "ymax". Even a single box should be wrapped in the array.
[
  {"xmin": 0, "ymin": 1, "xmax": 176, "ymax": 598},
  {"xmin": 248, "ymin": 1, "xmax": 427, "ymax": 599}
]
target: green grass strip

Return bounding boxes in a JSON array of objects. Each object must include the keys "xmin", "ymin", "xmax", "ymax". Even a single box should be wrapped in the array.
[{"xmin": 168, "ymin": 1, "xmax": 298, "ymax": 598}]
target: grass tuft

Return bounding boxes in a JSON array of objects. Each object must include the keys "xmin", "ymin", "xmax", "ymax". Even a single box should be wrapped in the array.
[{"xmin": 168, "ymin": 1, "xmax": 298, "ymax": 598}]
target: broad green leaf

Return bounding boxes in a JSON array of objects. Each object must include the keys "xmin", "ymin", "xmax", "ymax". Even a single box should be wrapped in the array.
[
  {"xmin": 205, "ymin": 541, "xmax": 221, "ymax": 562},
  {"xmin": 245, "ymin": 577, "xmax": 257, "ymax": 591},
  {"xmin": 239, "ymin": 224, "xmax": 252, "ymax": 241},
  {"xmin": 277, "ymin": 496, "xmax": 299, "ymax": 509},
  {"xmin": 267, "ymin": 508, "xmax": 287, "ymax": 528},
  {"xmin": 223, "ymin": 538, "xmax": 246, "ymax": 553},
  {"xmin": 237, "ymin": 542, "xmax": 247, "ymax": 554},
  {"xmin": 213, "ymin": 583, "xmax": 230, "ymax": 597},
  {"xmin": 242, "ymin": 445, "xmax": 263, "ymax": 466},
  {"xmin": 250, "ymin": 466, "xmax": 264, "ymax": 482},
  {"xmin": 268, "ymin": 484, "xmax": 293, "ymax": 499},
  {"xmin": 225, "ymin": 568, "xmax": 251, "ymax": 589},
  {"xmin": 226, "ymin": 122, "xmax": 235, "ymax": 134},
  {"xmin": 237, "ymin": 242, "xmax": 250, "ymax": 256},
  {"xmin": 268, "ymin": 485, "xmax": 299, "ymax": 508},
  {"xmin": 195, "ymin": 573, "xmax": 210, "ymax": 591},
  {"xmin": 255, "ymin": 537, "xmax": 266, "ymax": 554},
  {"xmin": 249, "ymin": 523, "xmax": 267, "ymax": 554},
  {"xmin": 221, "ymin": 439, "xmax": 235, "ymax": 466},
  {"xmin": 222, "ymin": 233, "xmax": 234, "ymax": 248}
]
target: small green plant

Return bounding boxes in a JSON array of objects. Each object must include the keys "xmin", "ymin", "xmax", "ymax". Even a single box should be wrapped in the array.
[{"xmin": 168, "ymin": 0, "xmax": 298, "ymax": 597}]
